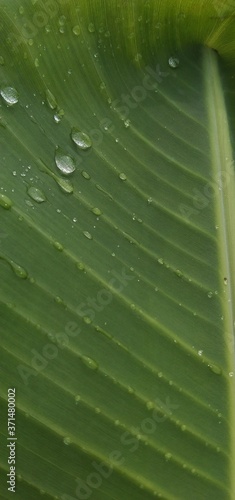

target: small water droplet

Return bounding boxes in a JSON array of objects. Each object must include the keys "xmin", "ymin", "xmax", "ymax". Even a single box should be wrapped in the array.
[
  {"xmin": 27, "ymin": 186, "xmax": 46, "ymax": 203},
  {"xmin": 45, "ymin": 89, "xmax": 57, "ymax": 110},
  {"xmin": 88, "ymin": 22, "xmax": 95, "ymax": 33},
  {"xmin": 207, "ymin": 291, "xmax": 213, "ymax": 298},
  {"xmin": 55, "ymin": 148, "xmax": 75, "ymax": 175},
  {"xmin": 124, "ymin": 119, "xmax": 131, "ymax": 128},
  {"xmin": 1, "ymin": 87, "xmax": 19, "ymax": 105},
  {"xmin": 175, "ymin": 269, "xmax": 183, "ymax": 278},
  {"xmin": 115, "ymin": 419, "xmax": 120, "ymax": 426},
  {"xmin": 9, "ymin": 260, "xmax": 28, "ymax": 279},
  {"xmin": 54, "ymin": 108, "xmax": 64, "ymax": 123},
  {"xmin": 181, "ymin": 424, "xmax": 186, "ymax": 431},
  {"xmin": 83, "ymin": 231, "xmax": 92, "ymax": 240},
  {"xmin": 119, "ymin": 173, "xmax": 127, "ymax": 181},
  {"xmin": 209, "ymin": 364, "xmax": 222, "ymax": 375},
  {"xmin": 91, "ymin": 207, "xmax": 102, "ymax": 216},
  {"xmin": 158, "ymin": 258, "xmax": 164, "ymax": 265},
  {"xmin": 224, "ymin": 277, "xmax": 228, "ymax": 286},
  {"xmin": 56, "ymin": 177, "xmax": 73, "ymax": 194},
  {"xmin": 0, "ymin": 193, "xmax": 12, "ymax": 209},
  {"xmin": 71, "ymin": 128, "xmax": 92, "ymax": 150},
  {"xmin": 165, "ymin": 452, "xmax": 172, "ymax": 460},
  {"xmin": 158, "ymin": 372, "xmax": 163, "ymax": 378},
  {"xmin": 95, "ymin": 407, "xmax": 101, "ymax": 414},
  {"xmin": 198, "ymin": 350, "xmax": 203, "ymax": 356},
  {"xmin": 127, "ymin": 386, "xmax": 134, "ymax": 394},
  {"xmin": 55, "ymin": 296, "xmax": 63, "ymax": 304},
  {"xmin": 83, "ymin": 316, "xmax": 92, "ymax": 324},
  {"xmin": 53, "ymin": 241, "xmax": 63, "ymax": 251},
  {"xmin": 147, "ymin": 197, "xmax": 153, "ymax": 204},
  {"xmin": 72, "ymin": 25, "xmax": 81, "ymax": 36},
  {"xmin": 76, "ymin": 262, "xmax": 85, "ymax": 271},
  {"xmin": 63, "ymin": 437, "xmax": 71, "ymax": 445},
  {"xmin": 0, "ymin": 56, "xmax": 5, "ymax": 65},
  {"xmin": 82, "ymin": 355, "xmax": 98, "ymax": 370},
  {"xmin": 168, "ymin": 57, "xmax": 179, "ymax": 68},
  {"xmin": 229, "ymin": 371, "xmax": 234, "ymax": 377},
  {"xmin": 75, "ymin": 395, "xmax": 81, "ymax": 404},
  {"xmin": 81, "ymin": 170, "xmax": 91, "ymax": 180},
  {"xmin": 146, "ymin": 401, "xmax": 154, "ymax": 410}
]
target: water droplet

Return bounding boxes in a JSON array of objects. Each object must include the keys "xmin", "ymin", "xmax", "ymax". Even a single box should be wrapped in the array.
[
  {"xmin": 165, "ymin": 452, "xmax": 172, "ymax": 460},
  {"xmin": 72, "ymin": 25, "xmax": 81, "ymax": 36},
  {"xmin": 53, "ymin": 241, "xmax": 63, "ymax": 251},
  {"xmin": 91, "ymin": 207, "xmax": 102, "ymax": 216},
  {"xmin": 168, "ymin": 57, "xmax": 179, "ymax": 68},
  {"xmin": 124, "ymin": 119, "xmax": 131, "ymax": 128},
  {"xmin": 229, "ymin": 371, "xmax": 234, "ymax": 377},
  {"xmin": 63, "ymin": 437, "xmax": 71, "ymax": 445},
  {"xmin": 83, "ymin": 316, "xmax": 91, "ymax": 324},
  {"xmin": 82, "ymin": 355, "xmax": 98, "ymax": 370},
  {"xmin": 224, "ymin": 277, "xmax": 228, "ymax": 285},
  {"xmin": 9, "ymin": 260, "xmax": 28, "ymax": 279},
  {"xmin": 27, "ymin": 186, "xmax": 46, "ymax": 203},
  {"xmin": 158, "ymin": 371, "xmax": 163, "ymax": 378},
  {"xmin": 175, "ymin": 269, "xmax": 183, "ymax": 278},
  {"xmin": 115, "ymin": 419, "xmax": 120, "ymax": 426},
  {"xmin": 56, "ymin": 177, "xmax": 73, "ymax": 194},
  {"xmin": 127, "ymin": 386, "xmax": 134, "ymax": 394},
  {"xmin": 209, "ymin": 364, "xmax": 222, "ymax": 375},
  {"xmin": 75, "ymin": 395, "xmax": 81, "ymax": 404},
  {"xmin": 88, "ymin": 22, "xmax": 95, "ymax": 33},
  {"xmin": 147, "ymin": 197, "xmax": 153, "ymax": 204},
  {"xmin": 34, "ymin": 58, "xmax": 39, "ymax": 67},
  {"xmin": 81, "ymin": 171, "xmax": 91, "ymax": 180},
  {"xmin": 71, "ymin": 128, "xmax": 92, "ymax": 150},
  {"xmin": 207, "ymin": 291, "xmax": 213, "ymax": 298},
  {"xmin": 54, "ymin": 108, "xmax": 64, "ymax": 123},
  {"xmin": 45, "ymin": 89, "xmax": 57, "ymax": 110},
  {"xmin": 1, "ymin": 87, "xmax": 19, "ymax": 105},
  {"xmin": 158, "ymin": 258, "xmax": 164, "ymax": 265},
  {"xmin": 55, "ymin": 296, "xmax": 63, "ymax": 304},
  {"xmin": 95, "ymin": 407, "xmax": 101, "ymax": 414},
  {"xmin": 83, "ymin": 231, "xmax": 92, "ymax": 240},
  {"xmin": 0, "ymin": 56, "xmax": 5, "ymax": 65},
  {"xmin": 76, "ymin": 262, "xmax": 85, "ymax": 271},
  {"xmin": 146, "ymin": 401, "xmax": 154, "ymax": 410},
  {"xmin": 55, "ymin": 148, "xmax": 75, "ymax": 175},
  {"xmin": 119, "ymin": 173, "xmax": 127, "ymax": 181},
  {"xmin": 198, "ymin": 350, "xmax": 203, "ymax": 356},
  {"xmin": 0, "ymin": 193, "xmax": 12, "ymax": 209},
  {"xmin": 181, "ymin": 424, "xmax": 186, "ymax": 431}
]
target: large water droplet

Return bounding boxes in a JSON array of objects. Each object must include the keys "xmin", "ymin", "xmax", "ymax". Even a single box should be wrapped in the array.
[
  {"xmin": 71, "ymin": 128, "xmax": 92, "ymax": 150},
  {"xmin": 55, "ymin": 148, "xmax": 75, "ymax": 175},
  {"xmin": 45, "ymin": 89, "xmax": 57, "ymax": 109},
  {"xmin": 0, "ymin": 193, "xmax": 12, "ymax": 209},
  {"xmin": 1, "ymin": 87, "xmax": 19, "ymax": 105},
  {"xmin": 168, "ymin": 57, "xmax": 179, "ymax": 68},
  {"xmin": 56, "ymin": 177, "xmax": 73, "ymax": 194},
  {"xmin": 27, "ymin": 186, "xmax": 46, "ymax": 203},
  {"xmin": 81, "ymin": 355, "xmax": 98, "ymax": 370}
]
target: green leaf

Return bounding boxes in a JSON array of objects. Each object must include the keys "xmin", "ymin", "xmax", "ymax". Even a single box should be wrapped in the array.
[{"xmin": 0, "ymin": 1, "xmax": 235, "ymax": 499}]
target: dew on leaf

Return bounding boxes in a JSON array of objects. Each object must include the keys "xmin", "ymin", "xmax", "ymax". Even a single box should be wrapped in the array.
[
  {"xmin": 55, "ymin": 148, "xmax": 76, "ymax": 175},
  {"xmin": 63, "ymin": 437, "xmax": 71, "ymax": 445},
  {"xmin": 83, "ymin": 231, "xmax": 92, "ymax": 240},
  {"xmin": 53, "ymin": 241, "xmax": 63, "ymax": 251},
  {"xmin": 56, "ymin": 177, "xmax": 73, "ymax": 194},
  {"xmin": 71, "ymin": 128, "xmax": 92, "ymax": 150},
  {"xmin": 45, "ymin": 89, "xmax": 57, "ymax": 110},
  {"xmin": 119, "ymin": 173, "xmax": 127, "ymax": 181},
  {"xmin": 88, "ymin": 22, "xmax": 95, "ymax": 33},
  {"xmin": 81, "ymin": 171, "xmax": 91, "ymax": 180},
  {"xmin": 168, "ymin": 57, "xmax": 179, "ymax": 68},
  {"xmin": 72, "ymin": 25, "xmax": 81, "ymax": 36},
  {"xmin": 91, "ymin": 207, "xmax": 102, "ymax": 216},
  {"xmin": 81, "ymin": 355, "xmax": 98, "ymax": 370},
  {"xmin": 0, "ymin": 87, "xmax": 19, "ymax": 105},
  {"xmin": 0, "ymin": 56, "xmax": 5, "ymax": 65},
  {"xmin": 27, "ymin": 186, "xmax": 46, "ymax": 203},
  {"xmin": 0, "ymin": 193, "xmax": 12, "ymax": 209}
]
